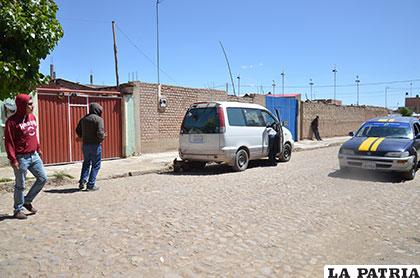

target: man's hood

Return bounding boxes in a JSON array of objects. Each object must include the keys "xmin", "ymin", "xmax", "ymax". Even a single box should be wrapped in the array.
[
  {"xmin": 89, "ymin": 103, "xmax": 103, "ymax": 116},
  {"xmin": 15, "ymin": 94, "xmax": 31, "ymax": 117}
]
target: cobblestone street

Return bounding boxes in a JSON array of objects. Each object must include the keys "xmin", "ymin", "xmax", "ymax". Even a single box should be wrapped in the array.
[{"xmin": 1, "ymin": 146, "xmax": 419, "ymax": 277}]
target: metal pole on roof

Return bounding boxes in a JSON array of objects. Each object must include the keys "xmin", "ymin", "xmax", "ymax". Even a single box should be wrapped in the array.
[
  {"xmin": 355, "ymin": 75, "xmax": 360, "ymax": 106},
  {"xmin": 219, "ymin": 41, "xmax": 236, "ymax": 96},
  {"xmin": 309, "ymin": 79, "xmax": 314, "ymax": 100},
  {"xmin": 112, "ymin": 21, "xmax": 119, "ymax": 86},
  {"xmin": 281, "ymin": 71, "xmax": 285, "ymax": 95},
  {"xmin": 332, "ymin": 65, "xmax": 337, "ymax": 102}
]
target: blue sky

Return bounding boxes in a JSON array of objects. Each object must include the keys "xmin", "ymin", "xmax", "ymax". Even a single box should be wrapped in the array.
[{"xmin": 40, "ymin": 0, "xmax": 420, "ymax": 109}]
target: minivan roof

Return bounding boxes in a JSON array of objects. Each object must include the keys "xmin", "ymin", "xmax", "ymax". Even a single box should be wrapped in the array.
[{"xmin": 190, "ymin": 101, "xmax": 266, "ymax": 110}]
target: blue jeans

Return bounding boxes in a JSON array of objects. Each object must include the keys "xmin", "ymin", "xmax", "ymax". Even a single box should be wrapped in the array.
[
  {"xmin": 79, "ymin": 144, "xmax": 102, "ymax": 189},
  {"xmin": 13, "ymin": 152, "xmax": 48, "ymax": 213}
]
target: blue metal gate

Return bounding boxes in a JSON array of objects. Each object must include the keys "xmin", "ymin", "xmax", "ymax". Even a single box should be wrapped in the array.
[{"xmin": 265, "ymin": 96, "xmax": 298, "ymax": 141}]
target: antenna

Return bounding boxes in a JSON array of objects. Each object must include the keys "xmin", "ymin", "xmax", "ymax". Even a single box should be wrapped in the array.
[{"xmin": 219, "ymin": 41, "xmax": 236, "ymax": 96}]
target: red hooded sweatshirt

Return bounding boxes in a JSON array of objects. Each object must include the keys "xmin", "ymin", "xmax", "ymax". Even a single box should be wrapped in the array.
[{"xmin": 4, "ymin": 94, "xmax": 40, "ymax": 165}]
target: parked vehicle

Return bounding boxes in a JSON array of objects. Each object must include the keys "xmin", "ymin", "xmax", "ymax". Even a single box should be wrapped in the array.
[
  {"xmin": 176, "ymin": 101, "xmax": 294, "ymax": 172},
  {"xmin": 338, "ymin": 116, "xmax": 420, "ymax": 180}
]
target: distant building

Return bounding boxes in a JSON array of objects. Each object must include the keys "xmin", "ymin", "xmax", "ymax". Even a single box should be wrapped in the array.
[
  {"xmin": 405, "ymin": 95, "xmax": 420, "ymax": 113},
  {"xmin": 312, "ymin": 99, "xmax": 342, "ymax": 105}
]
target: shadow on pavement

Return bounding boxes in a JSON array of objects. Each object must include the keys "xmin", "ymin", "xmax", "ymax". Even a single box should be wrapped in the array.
[
  {"xmin": 163, "ymin": 159, "xmax": 280, "ymax": 176},
  {"xmin": 0, "ymin": 214, "xmax": 15, "ymax": 222},
  {"xmin": 44, "ymin": 188, "xmax": 80, "ymax": 194},
  {"xmin": 328, "ymin": 169, "xmax": 406, "ymax": 183}
]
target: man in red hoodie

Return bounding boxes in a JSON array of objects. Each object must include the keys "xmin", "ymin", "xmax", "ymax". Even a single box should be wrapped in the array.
[{"xmin": 4, "ymin": 94, "xmax": 48, "ymax": 220}]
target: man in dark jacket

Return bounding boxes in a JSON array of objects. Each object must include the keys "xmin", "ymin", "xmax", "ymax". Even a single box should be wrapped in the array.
[
  {"xmin": 311, "ymin": 115, "xmax": 322, "ymax": 141},
  {"xmin": 4, "ymin": 94, "xmax": 48, "ymax": 219},
  {"xmin": 76, "ymin": 103, "xmax": 105, "ymax": 191}
]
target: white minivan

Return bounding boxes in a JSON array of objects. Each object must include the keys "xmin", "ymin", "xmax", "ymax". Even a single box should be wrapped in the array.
[{"xmin": 177, "ymin": 101, "xmax": 294, "ymax": 171}]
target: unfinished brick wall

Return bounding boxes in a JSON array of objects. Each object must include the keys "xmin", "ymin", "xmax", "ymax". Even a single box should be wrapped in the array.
[
  {"xmin": 132, "ymin": 82, "xmax": 265, "ymax": 153},
  {"xmin": 301, "ymin": 102, "xmax": 388, "ymax": 139}
]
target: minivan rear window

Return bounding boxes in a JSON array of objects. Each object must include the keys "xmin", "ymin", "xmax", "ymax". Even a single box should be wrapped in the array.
[{"xmin": 181, "ymin": 107, "xmax": 220, "ymax": 134}]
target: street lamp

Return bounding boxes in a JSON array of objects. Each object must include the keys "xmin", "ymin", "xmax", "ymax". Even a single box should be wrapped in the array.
[
  {"xmin": 309, "ymin": 79, "xmax": 314, "ymax": 100},
  {"xmin": 237, "ymin": 75, "xmax": 241, "ymax": 96},
  {"xmin": 332, "ymin": 65, "xmax": 337, "ymax": 101},
  {"xmin": 280, "ymin": 71, "xmax": 285, "ymax": 95},
  {"xmin": 156, "ymin": 0, "xmax": 161, "ymax": 97},
  {"xmin": 355, "ymin": 75, "xmax": 360, "ymax": 106}
]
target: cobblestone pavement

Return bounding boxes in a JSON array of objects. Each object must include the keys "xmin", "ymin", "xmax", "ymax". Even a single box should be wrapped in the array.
[{"xmin": 0, "ymin": 146, "xmax": 419, "ymax": 277}]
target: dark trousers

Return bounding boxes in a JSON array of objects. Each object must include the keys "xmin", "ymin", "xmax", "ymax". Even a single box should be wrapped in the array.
[
  {"xmin": 312, "ymin": 127, "xmax": 322, "ymax": 141},
  {"xmin": 79, "ymin": 144, "xmax": 102, "ymax": 188},
  {"xmin": 268, "ymin": 134, "xmax": 278, "ymax": 163}
]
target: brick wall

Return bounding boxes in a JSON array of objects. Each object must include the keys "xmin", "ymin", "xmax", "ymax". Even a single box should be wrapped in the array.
[
  {"xmin": 405, "ymin": 97, "xmax": 420, "ymax": 113},
  {"xmin": 301, "ymin": 102, "xmax": 388, "ymax": 139},
  {"xmin": 131, "ymin": 82, "xmax": 264, "ymax": 153}
]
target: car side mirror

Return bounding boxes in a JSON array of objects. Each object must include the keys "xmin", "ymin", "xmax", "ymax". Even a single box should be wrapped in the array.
[{"xmin": 348, "ymin": 131, "xmax": 354, "ymax": 137}]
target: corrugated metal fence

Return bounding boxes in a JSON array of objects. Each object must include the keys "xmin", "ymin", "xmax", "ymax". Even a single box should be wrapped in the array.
[{"xmin": 37, "ymin": 88, "xmax": 122, "ymax": 165}]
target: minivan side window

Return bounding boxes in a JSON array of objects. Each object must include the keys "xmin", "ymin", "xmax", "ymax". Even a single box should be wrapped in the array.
[
  {"xmin": 261, "ymin": 110, "xmax": 277, "ymax": 127},
  {"xmin": 227, "ymin": 108, "xmax": 246, "ymax": 126},
  {"xmin": 181, "ymin": 107, "xmax": 220, "ymax": 134},
  {"xmin": 243, "ymin": 109, "xmax": 265, "ymax": 127}
]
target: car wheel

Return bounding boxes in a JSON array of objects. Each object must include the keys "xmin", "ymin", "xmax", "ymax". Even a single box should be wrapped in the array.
[
  {"xmin": 402, "ymin": 156, "xmax": 417, "ymax": 180},
  {"xmin": 233, "ymin": 149, "xmax": 249, "ymax": 171},
  {"xmin": 279, "ymin": 143, "xmax": 292, "ymax": 162}
]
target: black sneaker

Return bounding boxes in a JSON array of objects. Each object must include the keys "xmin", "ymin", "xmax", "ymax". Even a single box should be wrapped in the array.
[
  {"xmin": 23, "ymin": 203, "xmax": 38, "ymax": 214},
  {"xmin": 14, "ymin": 211, "xmax": 27, "ymax": 220},
  {"xmin": 79, "ymin": 181, "xmax": 86, "ymax": 191},
  {"xmin": 86, "ymin": 186, "xmax": 99, "ymax": 191}
]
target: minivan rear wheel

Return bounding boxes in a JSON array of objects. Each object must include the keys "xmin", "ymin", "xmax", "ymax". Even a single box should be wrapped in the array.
[{"xmin": 233, "ymin": 149, "xmax": 249, "ymax": 172}]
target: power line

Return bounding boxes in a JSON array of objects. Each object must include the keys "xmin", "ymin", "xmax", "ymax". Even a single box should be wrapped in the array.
[{"xmin": 115, "ymin": 24, "xmax": 177, "ymax": 84}]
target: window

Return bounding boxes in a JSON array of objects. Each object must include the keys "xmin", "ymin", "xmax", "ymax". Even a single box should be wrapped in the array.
[
  {"xmin": 181, "ymin": 107, "xmax": 220, "ymax": 134},
  {"xmin": 356, "ymin": 122, "xmax": 413, "ymax": 139},
  {"xmin": 227, "ymin": 108, "xmax": 246, "ymax": 126},
  {"xmin": 414, "ymin": 123, "xmax": 420, "ymax": 136},
  {"xmin": 261, "ymin": 110, "xmax": 277, "ymax": 127},
  {"xmin": 243, "ymin": 109, "xmax": 265, "ymax": 127}
]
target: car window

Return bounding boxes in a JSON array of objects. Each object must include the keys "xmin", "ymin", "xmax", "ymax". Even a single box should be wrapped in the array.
[
  {"xmin": 261, "ymin": 110, "xmax": 277, "ymax": 126},
  {"xmin": 414, "ymin": 123, "xmax": 420, "ymax": 135},
  {"xmin": 356, "ymin": 122, "xmax": 414, "ymax": 139},
  {"xmin": 243, "ymin": 109, "xmax": 265, "ymax": 127},
  {"xmin": 227, "ymin": 108, "xmax": 246, "ymax": 126},
  {"xmin": 181, "ymin": 107, "xmax": 220, "ymax": 134}
]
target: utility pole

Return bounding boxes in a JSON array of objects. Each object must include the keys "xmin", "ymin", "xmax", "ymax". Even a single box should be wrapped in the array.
[
  {"xmin": 332, "ymin": 65, "xmax": 337, "ymax": 102},
  {"xmin": 385, "ymin": 86, "xmax": 389, "ymax": 109},
  {"xmin": 309, "ymin": 79, "xmax": 314, "ymax": 100},
  {"xmin": 219, "ymin": 41, "xmax": 236, "ymax": 96},
  {"xmin": 226, "ymin": 82, "xmax": 229, "ymax": 93},
  {"xmin": 156, "ymin": 0, "xmax": 161, "ymax": 97},
  {"xmin": 280, "ymin": 71, "xmax": 285, "ymax": 95},
  {"xmin": 410, "ymin": 82, "xmax": 413, "ymax": 97},
  {"xmin": 112, "ymin": 21, "xmax": 119, "ymax": 86},
  {"xmin": 355, "ymin": 75, "xmax": 360, "ymax": 105},
  {"xmin": 272, "ymin": 80, "xmax": 276, "ymax": 94},
  {"xmin": 237, "ymin": 75, "xmax": 241, "ymax": 96}
]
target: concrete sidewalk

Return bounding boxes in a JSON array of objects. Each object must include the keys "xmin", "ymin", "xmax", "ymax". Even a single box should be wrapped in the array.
[{"xmin": 0, "ymin": 136, "xmax": 349, "ymax": 182}]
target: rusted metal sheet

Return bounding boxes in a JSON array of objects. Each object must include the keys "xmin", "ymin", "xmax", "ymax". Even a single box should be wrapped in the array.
[
  {"xmin": 37, "ymin": 94, "xmax": 70, "ymax": 164},
  {"xmin": 37, "ymin": 89, "xmax": 122, "ymax": 165}
]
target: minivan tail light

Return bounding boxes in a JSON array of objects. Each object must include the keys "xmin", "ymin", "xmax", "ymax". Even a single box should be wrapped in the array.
[{"xmin": 217, "ymin": 106, "xmax": 226, "ymax": 133}]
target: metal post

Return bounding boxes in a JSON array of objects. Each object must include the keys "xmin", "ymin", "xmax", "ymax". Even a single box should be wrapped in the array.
[
  {"xmin": 309, "ymin": 79, "xmax": 314, "ymax": 100},
  {"xmin": 332, "ymin": 66, "xmax": 337, "ymax": 102},
  {"xmin": 272, "ymin": 80, "xmax": 276, "ymax": 94},
  {"xmin": 112, "ymin": 21, "xmax": 119, "ymax": 86},
  {"xmin": 385, "ymin": 87, "xmax": 389, "ymax": 109},
  {"xmin": 355, "ymin": 75, "xmax": 360, "ymax": 105},
  {"xmin": 237, "ymin": 75, "xmax": 240, "ymax": 96},
  {"xmin": 280, "ymin": 71, "xmax": 285, "ymax": 95}
]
